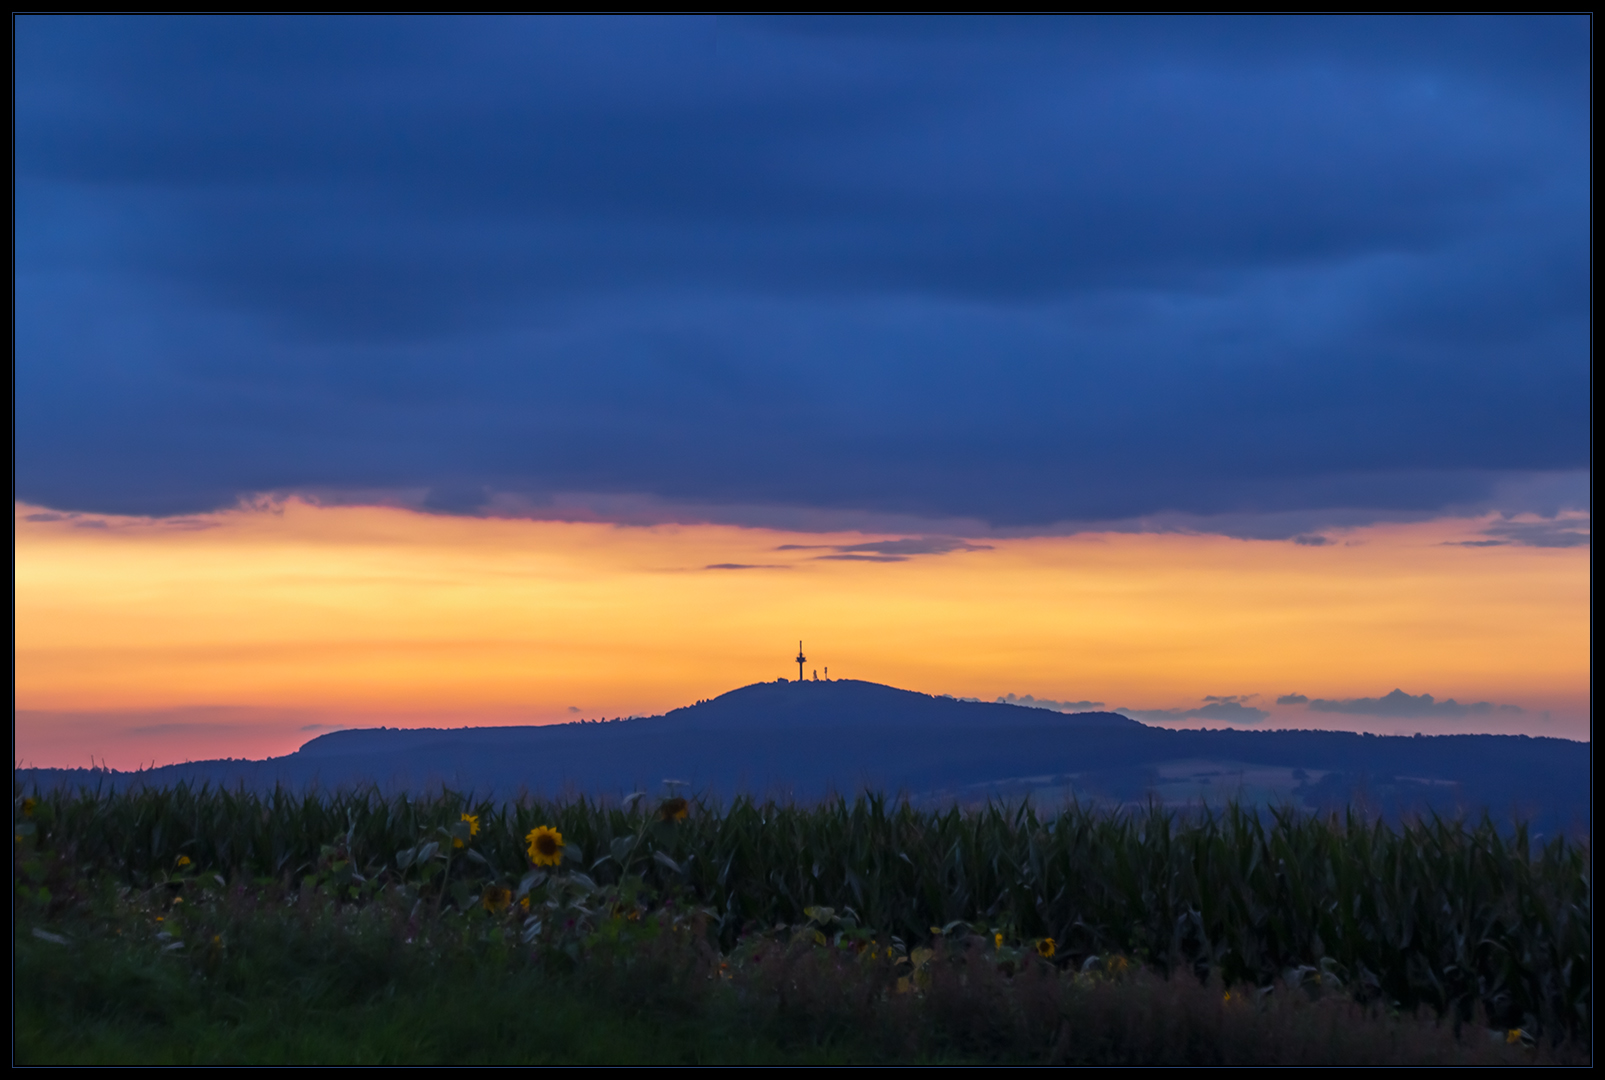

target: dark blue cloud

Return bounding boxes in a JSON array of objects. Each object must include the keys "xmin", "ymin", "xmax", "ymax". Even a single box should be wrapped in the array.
[
  {"xmin": 14, "ymin": 16, "xmax": 1589, "ymax": 529},
  {"xmin": 1303, "ymin": 689, "xmax": 1524, "ymax": 718},
  {"xmin": 777, "ymin": 537, "xmax": 992, "ymax": 561},
  {"xmin": 1474, "ymin": 518, "xmax": 1590, "ymax": 548}
]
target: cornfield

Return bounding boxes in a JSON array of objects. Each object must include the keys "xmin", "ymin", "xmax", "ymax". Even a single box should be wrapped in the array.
[{"xmin": 14, "ymin": 783, "xmax": 1591, "ymax": 1043}]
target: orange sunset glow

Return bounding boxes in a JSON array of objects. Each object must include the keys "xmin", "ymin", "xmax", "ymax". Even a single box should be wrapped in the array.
[{"xmin": 15, "ymin": 500, "xmax": 1589, "ymax": 768}]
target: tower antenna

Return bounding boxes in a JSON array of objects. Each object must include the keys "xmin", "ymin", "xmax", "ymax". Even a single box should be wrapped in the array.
[{"xmin": 796, "ymin": 640, "xmax": 806, "ymax": 683}]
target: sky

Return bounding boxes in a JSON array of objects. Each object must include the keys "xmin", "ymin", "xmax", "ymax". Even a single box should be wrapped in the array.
[{"xmin": 13, "ymin": 16, "xmax": 1590, "ymax": 767}]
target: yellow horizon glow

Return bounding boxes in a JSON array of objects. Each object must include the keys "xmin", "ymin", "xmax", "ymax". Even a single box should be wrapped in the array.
[{"xmin": 14, "ymin": 499, "xmax": 1589, "ymax": 768}]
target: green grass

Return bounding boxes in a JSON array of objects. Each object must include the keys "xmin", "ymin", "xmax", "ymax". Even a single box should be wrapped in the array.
[
  {"xmin": 15, "ymin": 925, "xmax": 847, "ymax": 1065},
  {"xmin": 15, "ymin": 891, "xmax": 1571, "ymax": 1066},
  {"xmin": 15, "ymin": 930, "xmax": 857, "ymax": 1064},
  {"xmin": 14, "ymin": 783, "xmax": 1591, "ymax": 1059}
]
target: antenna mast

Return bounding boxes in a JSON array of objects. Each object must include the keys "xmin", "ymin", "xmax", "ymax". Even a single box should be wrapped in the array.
[{"xmin": 796, "ymin": 641, "xmax": 806, "ymax": 683}]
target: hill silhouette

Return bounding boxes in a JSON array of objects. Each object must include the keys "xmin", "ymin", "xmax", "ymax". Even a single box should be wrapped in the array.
[{"xmin": 15, "ymin": 679, "xmax": 1588, "ymax": 835}]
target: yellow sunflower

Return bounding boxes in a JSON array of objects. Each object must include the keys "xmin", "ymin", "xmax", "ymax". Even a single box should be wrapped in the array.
[
  {"xmin": 657, "ymin": 797, "xmax": 689, "ymax": 822},
  {"xmin": 455, "ymin": 812, "xmax": 481, "ymax": 848},
  {"xmin": 1035, "ymin": 937, "xmax": 1056, "ymax": 959},
  {"xmin": 482, "ymin": 885, "xmax": 513, "ymax": 913},
  {"xmin": 526, "ymin": 825, "xmax": 565, "ymax": 866}
]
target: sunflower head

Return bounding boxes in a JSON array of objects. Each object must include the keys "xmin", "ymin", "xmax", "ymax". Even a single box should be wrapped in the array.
[
  {"xmin": 482, "ymin": 885, "xmax": 512, "ymax": 913},
  {"xmin": 461, "ymin": 812, "xmax": 480, "ymax": 836},
  {"xmin": 175, "ymin": 855, "xmax": 192, "ymax": 867},
  {"xmin": 1035, "ymin": 938, "xmax": 1056, "ymax": 959},
  {"xmin": 21, "ymin": 798, "xmax": 37, "ymax": 818},
  {"xmin": 526, "ymin": 825, "xmax": 565, "ymax": 866},
  {"xmin": 994, "ymin": 932, "xmax": 1004, "ymax": 949},
  {"xmin": 657, "ymin": 797, "xmax": 689, "ymax": 822}
]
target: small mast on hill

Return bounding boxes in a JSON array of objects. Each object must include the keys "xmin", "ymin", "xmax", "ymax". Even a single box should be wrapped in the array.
[{"xmin": 796, "ymin": 641, "xmax": 806, "ymax": 682}]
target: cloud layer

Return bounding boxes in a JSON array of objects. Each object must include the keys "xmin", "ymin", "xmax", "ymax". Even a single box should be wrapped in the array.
[
  {"xmin": 778, "ymin": 537, "xmax": 993, "ymax": 562},
  {"xmin": 1282, "ymin": 689, "xmax": 1525, "ymax": 718},
  {"xmin": 1446, "ymin": 517, "xmax": 1591, "ymax": 548},
  {"xmin": 14, "ymin": 16, "xmax": 1589, "ymax": 533}
]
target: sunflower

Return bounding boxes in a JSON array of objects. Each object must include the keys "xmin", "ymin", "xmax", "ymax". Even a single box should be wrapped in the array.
[
  {"xmin": 455, "ymin": 812, "xmax": 481, "ymax": 848},
  {"xmin": 482, "ymin": 885, "xmax": 513, "ymax": 913},
  {"xmin": 175, "ymin": 855, "xmax": 192, "ymax": 867},
  {"xmin": 526, "ymin": 825, "xmax": 564, "ymax": 866},
  {"xmin": 1035, "ymin": 937, "xmax": 1056, "ymax": 959},
  {"xmin": 657, "ymin": 797, "xmax": 689, "ymax": 822}
]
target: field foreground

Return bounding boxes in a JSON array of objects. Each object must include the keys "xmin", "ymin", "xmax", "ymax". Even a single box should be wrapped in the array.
[{"xmin": 13, "ymin": 785, "xmax": 1590, "ymax": 1065}]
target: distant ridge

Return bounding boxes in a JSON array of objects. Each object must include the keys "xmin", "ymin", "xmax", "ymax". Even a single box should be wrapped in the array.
[{"xmin": 15, "ymin": 679, "xmax": 1589, "ymax": 835}]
